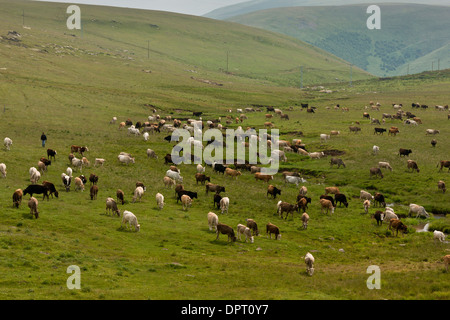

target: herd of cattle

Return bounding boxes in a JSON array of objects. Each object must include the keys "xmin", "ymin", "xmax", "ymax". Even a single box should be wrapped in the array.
[{"xmin": 1, "ymin": 100, "xmax": 449, "ymax": 274}]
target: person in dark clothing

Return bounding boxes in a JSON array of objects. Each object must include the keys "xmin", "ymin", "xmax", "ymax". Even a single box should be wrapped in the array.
[{"xmin": 41, "ymin": 132, "xmax": 47, "ymax": 147}]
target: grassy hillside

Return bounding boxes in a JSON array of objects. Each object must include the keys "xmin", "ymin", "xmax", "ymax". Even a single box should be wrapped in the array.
[
  {"xmin": 0, "ymin": 0, "xmax": 449, "ymax": 301},
  {"xmin": 204, "ymin": 0, "xmax": 450, "ymax": 20},
  {"xmin": 226, "ymin": 4, "xmax": 450, "ymax": 77}
]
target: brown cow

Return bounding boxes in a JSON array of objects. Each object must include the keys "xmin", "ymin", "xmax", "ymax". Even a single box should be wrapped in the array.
[
  {"xmin": 370, "ymin": 167, "xmax": 384, "ymax": 178},
  {"xmin": 254, "ymin": 172, "xmax": 273, "ymax": 182},
  {"xmin": 407, "ymin": 160, "xmax": 420, "ymax": 173},
  {"xmin": 437, "ymin": 160, "xmax": 450, "ymax": 172},
  {"xmin": 389, "ymin": 219, "xmax": 407, "ymax": 237},
  {"xmin": 388, "ymin": 127, "xmax": 400, "ymax": 136}
]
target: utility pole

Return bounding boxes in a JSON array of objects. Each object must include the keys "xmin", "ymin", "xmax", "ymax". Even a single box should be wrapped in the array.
[
  {"xmin": 300, "ymin": 66, "xmax": 303, "ymax": 89},
  {"xmin": 349, "ymin": 64, "xmax": 353, "ymax": 87},
  {"xmin": 147, "ymin": 40, "xmax": 150, "ymax": 59}
]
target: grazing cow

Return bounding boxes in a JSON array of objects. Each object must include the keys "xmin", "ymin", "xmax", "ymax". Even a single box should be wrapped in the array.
[
  {"xmin": 254, "ymin": 172, "xmax": 273, "ymax": 183},
  {"xmin": 388, "ymin": 127, "xmax": 400, "ymax": 136},
  {"xmin": 106, "ymin": 197, "xmax": 120, "ymax": 216},
  {"xmin": 267, "ymin": 185, "xmax": 281, "ymax": 199},
  {"xmin": 373, "ymin": 211, "xmax": 383, "ymax": 226},
  {"xmin": 325, "ymin": 187, "xmax": 340, "ymax": 195},
  {"xmin": 207, "ymin": 212, "xmax": 219, "ymax": 231},
  {"xmin": 71, "ymin": 145, "xmax": 89, "ymax": 156},
  {"xmin": 301, "ymin": 212, "xmax": 309, "ymax": 229},
  {"xmin": 438, "ymin": 180, "xmax": 446, "ymax": 193},
  {"xmin": 116, "ymin": 189, "xmax": 125, "ymax": 205},
  {"xmin": 437, "ymin": 160, "xmax": 450, "ymax": 172},
  {"xmin": 132, "ymin": 186, "xmax": 145, "ymax": 203},
  {"xmin": 408, "ymin": 204, "xmax": 429, "ymax": 218},
  {"xmin": 277, "ymin": 201, "xmax": 298, "ymax": 220},
  {"xmin": 373, "ymin": 145, "xmax": 380, "ymax": 155},
  {"xmin": 299, "ymin": 185, "xmax": 307, "ymax": 196},
  {"xmin": 219, "ymin": 196, "xmax": 230, "ymax": 214},
  {"xmin": 94, "ymin": 158, "xmax": 106, "ymax": 166},
  {"xmin": 213, "ymin": 193, "xmax": 222, "ymax": 210},
  {"xmin": 434, "ymin": 230, "xmax": 446, "ymax": 244},
  {"xmin": 90, "ymin": 185, "xmax": 98, "ymax": 200},
  {"xmin": 425, "ymin": 129, "xmax": 440, "ymax": 135},
  {"xmin": 163, "ymin": 176, "xmax": 176, "ymax": 188},
  {"xmin": 47, "ymin": 149, "xmax": 57, "ymax": 160},
  {"xmin": 374, "ymin": 127, "xmax": 386, "ymax": 135},
  {"xmin": 320, "ymin": 134, "xmax": 330, "ymax": 142},
  {"xmin": 246, "ymin": 219, "xmax": 259, "ymax": 236},
  {"xmin": 378, "ymin": 162, "xmax": 393, "ymax": 171},
  {"xmin": 118, "ymin": 154, "xmax": 135, "ymax": 165},
  {"xmin": 349, "ymin": 126, "xmax": 361, "ymax": 133},
  {"xmin": 28, "ymin": 197, "xmax": 39, "ymax": 219},
  {"xmin": 383, "ymin": 208, "xmax": 398, "ymax": 225},
  {"xmin": 23, "ymin": 184, "xmax": 49, "ymax": 201},
  {"xmin": 61, "ymin": 173, "xmax": 71, "ymax": 192},
  {"xmin": 399, "ymin": 148, "xmax": 412, "ymax": 157},
  {"xmin": 42, "ymin": 181, "xmax": 59, "ymax": 199},
  {"xmin": 431, "ymin": 139, "xmax": 437, "ymax": 148},
  {"xmin": 285, "ymin": 175, "xmax": 304, "ymax": 187},
  {"xmin": 297, "ymin": 197, "xmax": 309, "ymax": 213},
  {"xmin": 146, "ymin": 149, "xmax": 158, "ymax": 159},
  {"xmin": 330, "ymin": 158, "xmax": 346, "ymax": 168},
  {"xmin": 305, "ymin": 252, "xmax": 315, "ymax": 276},
  {"xmin": 445, "ymin": 255, "xmax": 450, "ymax": 272},
  {"xmin": 389, "ymin": 219, "xmax": 407, "ymax": 237},
  {"xmin": 212, "ymin": 163, "xmax": 227, "ymax": 174},
  {"xmin": 156, "ymin": 193, "xmax": 165, "ymax": 210},
  {"xmin": 320, "ymin": 199, "xmax": 335, "ymax": 215},
  {"xmin": 308, "ymin": 152, "xmax": 325, "ymax": 159},
  {"xmin": 407, "ymin": 160, "xmax": 420, "ymax": 173},
  {"xmin": 74, "ymin": 176, "xmax": 85, "ymax": 191},
  {"xmin": 363, "ymin": 200, "xmax": 370, "ymax": 214},
  {"xmin": 374, "ymin": 193, "xmax": 386, "ymax": 207},
  {"xmin": 206, "ymin": 183, "xmax": 225, "ymax": 194},
  {"xmin": 237, "ymin": 224, "xmax": 254, "ymax": 243},
  {"xmin": 181, "ymin": 194, "xmax": 193, "ymax": 210},
  {"xmin": 122, "ymin": 210, "xmax": 140, "ymax": 232},
  {"xmin": 71, "ymin": 157, "xmax": 83, "ymax": 172},
  {"xmin": 225, "ymin": 168, "xmax": 241, "ymax": 179},
  {"xmin": 12, "ymin": 189, "xmax": 23, "ymax": 208},
  {"xmin": 195, "ymin": 173, "xmax": 210, "ymax": 185},
  {"xmin": 89, "ymin": 173, "xmax": 99, "ymax": 185},
  {"xmin": 370, "ymin": 167, "xmax": 384, "ymax": 178},
  {"xmin": 320, "ymin": 195, "xmax": 335, "ymax": 207},
  {"xmin": 4, "ymin": 137, "xmax": 12, "ymax": 150},
  {"xmin": 215, "ymin": 223, "xmax": 237, "ymax": 242},
  {"xmin": 166, "ymin": 169, "xmax": 183, "ymax": 183},
  {"xmin": 334, "ymin": 193, "xmax": 348, "ymax": 208},
  {"xmin": 266, "ymin": 223, "xmax": 281, "ymax": 240},
  {"xmin": 360, "ymin": 190, "xmax": 374, "ymax": 201},
  {"xmin": 0, "ymin": 163, "xmax": 6, "ymax": 178},
  {"xmin": 176, "ymin": 190, "xmax": 198, "ymax": 203}
]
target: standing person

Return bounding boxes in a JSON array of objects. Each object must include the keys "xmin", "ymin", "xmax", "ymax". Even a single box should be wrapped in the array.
[{"xmin": 40, "ymin": 132, "xmax": 47, "ymax": 148}]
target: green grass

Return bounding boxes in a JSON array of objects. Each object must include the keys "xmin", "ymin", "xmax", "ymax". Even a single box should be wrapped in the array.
[{"xmin": 0, "ymin": 0, "xmax": 449, "ymax": 300}]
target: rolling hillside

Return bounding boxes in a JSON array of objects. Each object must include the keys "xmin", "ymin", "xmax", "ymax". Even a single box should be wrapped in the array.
[
  {"xmin": 0, "ymin": 0, "xmax": 449, "ymax": 301},
  {"xmin": 225, "ymin": 4, "xmax": 450, "ymax": 77},
  {"xmin": 204, "ymin": 0, "xmax": 450, "ymax": 20}
]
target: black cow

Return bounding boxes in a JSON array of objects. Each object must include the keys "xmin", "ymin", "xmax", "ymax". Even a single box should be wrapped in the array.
[
  {"xmin": 374, "ymin": 193, "xmax": 386, "ymax": 207},
  {"xmin": 213, "ymin": 193, "xmax": 222, "ymax": 210},
  {"xmin": 164, "ymin": 154, "xmax": 174, "ymax": 164},
  {"xmin": 177, "ymin": 190, "xmax": 198, "ymax": 203},
  {"xmin": 23, "ymin": 184, "xmax": 50, "ymax": 201},
  {"xmin": 334, "ymin": 193, "xmax": 348, "ymax": 208},
  {"xmin": 213, "ymin": 163, "xmax": 227, "ymax": 174},
  {"xmin": 399, "ymin": 148, "xmax": 412, "ymax": 157},
  {"xmin": 193, "ymin": 111, "xmax": 203, "ymax": 117},
  {"xmin": 47, "ymin": 149, "xmax": 57, "ymax": 160},
  {"xmin": 374, "ymin": 127, "xmax": 387, "ymax": 135}
]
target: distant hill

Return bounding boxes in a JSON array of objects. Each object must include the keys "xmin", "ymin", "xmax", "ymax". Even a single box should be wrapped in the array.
[
  {"xmin": 225, "ymin": 4, "xmax": 450, "ymax": 77},
  {"xmin": 204, "ymin": 0, "xmax": 449, "ymax": 20}
]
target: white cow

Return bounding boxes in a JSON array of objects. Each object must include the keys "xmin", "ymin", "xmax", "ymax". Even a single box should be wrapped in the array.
[
  {"xmin": 207, "ymin": 212, "xmax": 219, "ymax": 231},
  {"xmin": 156, "ymin": 193, "xmax": 164, "ymax": 210},
  {"xmin": 305, "ymin": 252, "xmax": 315, "ymax": 276},
  {"xmin": 408, "ymin": 204, "xmax": 429, "ymax": 218},
  {"xmin": 0, "ymin": 163, "xmax": 6, "ymax": 178},
  {"xmin": 4, "ymin": 137, "xmax": 12, "ymax": 150},
  {"xmin": 220, "ymin": 197, "xmax": 230, "ymax": 214},
  {"xmin": 122, "ymin": 210, "xmax": 140, "ymax": 232},
  {"xmin": 118, "ymin": 154, "xmax": 135, "ymax": 165},
  {"xmin": 166, "ymin": 169, "xmax": 183, "ymax": 183}
]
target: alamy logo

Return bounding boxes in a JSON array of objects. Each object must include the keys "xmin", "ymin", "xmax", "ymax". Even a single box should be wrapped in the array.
[
  {"xmin": 170, "ymin": 123, "xmax": 280, "ymax": 175},
  {"xmin": 66, "ymin": 5, "xmax": 81, "ymax": 30},
  {"xmin": 66, "ymin": 265, "xmax": 81, "ymax": 290},
  {"xmin": 366, "ymin": 265, "xmax": 381, "ymax": 289},
  {"xmin": 367, "ymin": 5, "xmax": 381, "ymax": 30}
]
